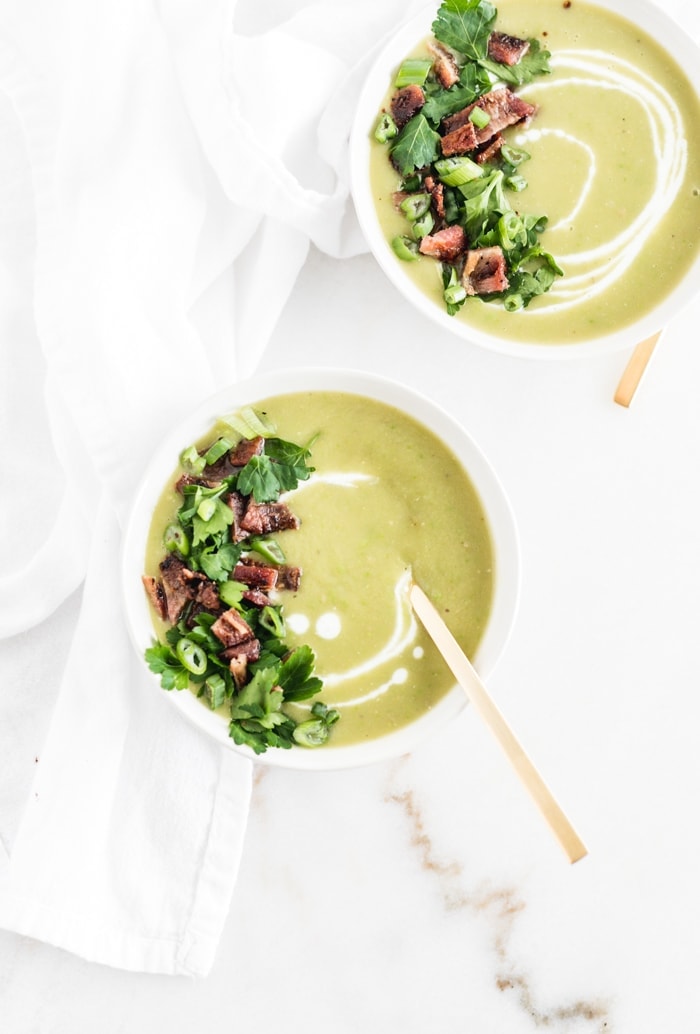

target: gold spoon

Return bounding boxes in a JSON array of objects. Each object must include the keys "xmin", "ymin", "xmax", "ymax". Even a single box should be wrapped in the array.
[
  {"xmin": 409, "ymin": 582, "xmax": 588, "ymax": 864},
  {"xmin": 614, "ymin": 330, "xmax": 663, "ymax": 407}
]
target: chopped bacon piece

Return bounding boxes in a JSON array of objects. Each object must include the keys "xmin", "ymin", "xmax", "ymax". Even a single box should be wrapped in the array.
[
  {"xmin": 443, "ymin": 88, "xmax": 536, "ymax": 148},
  {"xmin": 221, "ymin": 638, "xmax": 261, "ymax": 663},
  {"xmin": 419, "ymin": 224, "xmax": 467, "ymax": 262},
  {"xmin": 487, "ymin": 31, "xmax": 530, "ymax": 66},
  {"xmin": 242, "ymin": 589, "xmax": 272, "ymax": 608},
  {"xmin": 277, "ymin": 565, "xmax": 302, "ymax": 592},
  {"xmin": 440, "ymin": 119, "xmax": 478, "ymax": 157},
  {"xmin": 234, "ymin": 562, "xmax": 279, "ymax": 592},
  {"xmin": 390, "ymin": 84, "xmax": 425, "ymax": 128},
  {"xmin": 211, "ymin": 607, "xmax": 255, "ymax": 648},
  {"xmin": 475, "ymin": 133, "xmax": 504, "ymax": 165},
  {"xmin": 175, "ymin": 472, "xmax": 220, "ymax": 493},
  {"xmin": 424, "ymin": 176, "xmax": 446, "ymax": 221},
  {"xmin": 142, "ymin": 575, "xmax": 167, "ymax": 621},
  {"xmin": 226, "ymin": 489, "xmax": 250, "ymax": 542},
  {"xmin": 428, "ymin": 40, "xmax": 460, "ymax": 88},
  {"xmin": 158, "ymin": 554, "xmax": 219, "ymax": 624},
  {"xmin": 240, "ymin": 500, "xmax": 300, "ymax": 536},
  {"xmin": 462, "ymin": 246, "xmax": 510, "ymax": 296},
  {"xmin": 229, "ymin": 436, "xmax": 264, "ymax": 467}
]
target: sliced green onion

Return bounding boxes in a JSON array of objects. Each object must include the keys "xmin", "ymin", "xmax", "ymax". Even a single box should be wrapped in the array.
[
  {"xmin": 501, "ymin": 144, "xmax": 530, "ymax": 166},
  {"xmin": 202, "ymin": 674, "xmax": 227, "ymax": 710},
  {"xmin": 374, "ymin": 112, "xmax": 398, "ymax": 144},
  {"xmin": 221, "ymin": 406, "xmax": 275, "ymax": 440},
  {"xmin": 176, "ymin": 637, "xmax": 207, "ymax": 676},
  {"xmin": 434, "ymin": 156, "xmax": 483, "ymax": 187},
  {"xmin": 163, "ymin": 522, "xmax": 190, "ymax": 556},
  {"xmin": 399, "ymin": 193, "xmax": 431, "ymax": 221},
  {"xmin": 391, "ymin": 235, "xmax": 420, "ymax": 261},
  {"xmin": 394, "ymin": 58, "xmax": 432, "ymax": 88},
  {"xmin": 504, "ymin": 293, "xmax": 524, "ymax": 312},
  {"xmin": 412, "ymin": 211, "xmax": 434, "ymax": 240},
  {"xmin": 444, "ymin": 280, "xmax": 467, "ymax": 306},
  {"xmin": 469, "ymin": 106, "xmax": 491, "ymax": 129},
  {"xmin": 260, "ymin": 605, "xmax": 285, "ymax": 638},
  {"xmin": 203, "ymin": 437, "xmax": 233, "ymax": 465},
  {"xmin": 197, "ymin": 497, "xmax": 217, "ymax": 522},
  {"xmin": 292, "ymin": 718, "xmax": 329, "ymax": 747},
  {"xmin": 505, "ymin": 174, "xmax": 528, "ymax": 192},
  {"xmin": 180, "ymin": 444, "xmax": 206, "ymax": 475},
  {"xmin": 248, "ymin": 536, "xmax": 286, "ymax": 564},
  {"xmin": 497, "ymin": 210, "xmax": 526, "ymax": 250}
]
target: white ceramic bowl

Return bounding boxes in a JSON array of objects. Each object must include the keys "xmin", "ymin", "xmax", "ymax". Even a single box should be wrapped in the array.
[
  {"xmin": 350, "ymin": 0, "xmax": 700, "ymax": 359},
  {"xmin": 121, "ymin": 368, "xmax": 520, "ymax": 769}
]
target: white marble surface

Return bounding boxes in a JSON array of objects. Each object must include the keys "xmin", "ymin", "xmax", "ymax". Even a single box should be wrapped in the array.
[{"xmin": 3, "ymin": 1, "xmax": 700, "ymax": 1032}]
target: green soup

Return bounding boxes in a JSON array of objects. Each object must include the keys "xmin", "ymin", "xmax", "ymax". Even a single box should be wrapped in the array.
[
  {"xmin": 145, "ymin": 392, "xmax": 494, "ymax": 748},
  {"xmin": 370, "ymin": 0, "xmax": 700, "ymax": 344}
]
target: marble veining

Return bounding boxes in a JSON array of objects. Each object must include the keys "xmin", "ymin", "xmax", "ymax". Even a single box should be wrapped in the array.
[{"xmin": 386, "ymin": 762, "xmax": 611, "ymax": 1031}]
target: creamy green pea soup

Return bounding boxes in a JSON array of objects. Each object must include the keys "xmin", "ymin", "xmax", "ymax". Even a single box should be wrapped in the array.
[
  {"xmin": 145, "ymin": 392, "xmax": 494, "ymax": 747},
  {"xmin": 371, "ymin": 0, "xmax": 700, "ymax": 345}
]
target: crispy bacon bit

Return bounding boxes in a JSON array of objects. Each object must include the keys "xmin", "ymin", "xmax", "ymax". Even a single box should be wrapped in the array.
[
  {"xmin": 462, "ymin": 246, "xmax": 510, "ymax": 296},
  {"xmin": 242, "ymin": 589, "xmax": 272, "ymax": 608},
  {"xmin": 211, "ymin": 607, "xmax": 255, "ymax": 649},
  {"xmin": 440, "ymin": 119, "xmax": 478, "ymax": 157},
  {"xmin": 157, "ymin": 554, "xmax": 220, "ymax": 624},
  {"xmin": 277, "ymin": 565, "xmax": 302, "ymax": 592},
  {"xmin": 424, "ymin": 176, "xmax": 446, "ymax": 221},
  {"xmin": 442, "ymin": 88, "xmax": 536, "ymax": 149},
  {"xmin": 221, "ymin": 638, "xmax": 261, "ymax": 663},
  {"xmin": 142, "ymin": 575, "xmax": 167, "ymax": 621},
  {"xmin": 428, "ymin": 40, "xmax": 460, "ymax": 88},
  {"xmin": 233, "ymin": 561, "xmax": 279, "ymax": 592},
  {"xmin": 475, "ymin": 133, "xmax": 505, "ymax": 165},
  {"xmin": 390, "ymin": 84, "xmax": 425, "ymax": 128},
  {"xmin": 419, "ymin": 224, "xmax": 467, "ymax": 262},
  {"xmin": 226, "ymin": 489, "xmax": 250, "ymax": 543},
  {"xmin": 175, "ymin": 472, "xmax": 220, "ymax": 493},
  {"xmin": 240, "ymin": 500, "xmax": 300, "ymax": 536},
  {"xmin": 229, "ymin": 436, "xmax": 264, "ymax": 467},
  {"xmin": 228, "ymin": 654, "xmax": 248, "ymax": 688},
  {"xmin": 487, "ymin": 31, "xmax": 530, "ymax": 66}
]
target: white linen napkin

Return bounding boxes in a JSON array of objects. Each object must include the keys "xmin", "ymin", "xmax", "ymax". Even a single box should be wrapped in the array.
[{"xmin": 0, "ymin": 0, "xmax": 421, "ymax": 974}]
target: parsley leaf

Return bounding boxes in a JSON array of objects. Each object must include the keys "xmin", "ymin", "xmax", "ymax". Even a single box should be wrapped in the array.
[
  {"xmin": 432, "ymin": 0, "xmax": 496, "ymax": 60},
  {"xmin": 144, "ymin": 644, "xmax": 190, "ymax": 691},
  {"xmin": 277, "ymin": 645, "xmax": 324, "ymax": 702},
  {"xmin": 229, "ymin": 668, "xmax": 296, "ymax": 754},
  {"xmin": 237, "ymin": 454, "xmax": 281, "ymax": 503},
  {"xmin": 191, "ymin": 497, "xmax": 234, "ymax": 546},
  {"xmin": 390, "ymin": 114, "xmax": 441, "ymax": 176},
  {"xmin": 198, "ymin": 541, "xmax": 242, "ymax": 582},
  {"xmin": 264, "ymin": 436, "xmax": 316, "ymax": 491}
]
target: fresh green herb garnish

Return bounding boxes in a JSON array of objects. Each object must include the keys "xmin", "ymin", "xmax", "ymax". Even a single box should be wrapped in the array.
[
  {"xmin": 390, "ymin": 114, "xmax": 441, "ymax": 176},
  {"xmin": 142, "ymin": 410, "xmax": 338, "ymax": 755}
]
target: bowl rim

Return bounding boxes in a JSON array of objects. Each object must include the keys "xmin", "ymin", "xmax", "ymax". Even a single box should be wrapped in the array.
[
  {"xmin": 349, "ymin": 0, "xmax": 700, "ymax": 360},
  {"xmin": 120, "ymin": 367, "xmax": 521, "ymax": 770}
]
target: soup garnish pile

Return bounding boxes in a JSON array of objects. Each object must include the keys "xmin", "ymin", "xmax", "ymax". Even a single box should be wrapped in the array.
[
  {"xmin": 374, "ymin": 0, "xmax": 561, "ymax": 316},
  {"xmin": 142, "ymin": 407, "xmax": 338, "ymax": 754}
]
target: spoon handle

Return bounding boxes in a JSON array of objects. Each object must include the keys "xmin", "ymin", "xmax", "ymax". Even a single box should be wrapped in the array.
[
  {"xmin": 410, "ymin": 583, "xmax": 587, "ymax": 864},
  {"xmin": 614, "ymin": 330, "xmax": 663, "ymax": 407}
]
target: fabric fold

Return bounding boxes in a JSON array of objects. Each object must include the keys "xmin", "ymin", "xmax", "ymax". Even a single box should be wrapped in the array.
[{"xmin": 0, "ymin": 0, "xmax": 425, "ymax": 975}]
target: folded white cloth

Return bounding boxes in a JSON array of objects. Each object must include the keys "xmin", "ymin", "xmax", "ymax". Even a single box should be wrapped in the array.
[{"xmin": 0, "ymin": 0, "xmax": 421, "ymax": 974}]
